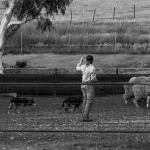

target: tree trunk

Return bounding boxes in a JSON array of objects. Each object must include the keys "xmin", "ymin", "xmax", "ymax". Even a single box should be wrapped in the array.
[{"xmin": 0, "ymin": 0, "xmax": 16, "ymax": 74}]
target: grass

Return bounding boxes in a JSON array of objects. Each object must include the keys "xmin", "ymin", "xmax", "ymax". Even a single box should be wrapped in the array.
[
  {"xmin": 1, "ymin": 0, "xmax": 150, "ymax": 55},
  {"xmin": 3, "ymin": 54, "xmax": 150, "ymax": 69},
  {"xmin": 5, "ymin": 21, "xmax": 150, "ymax": 55},
  {"xmin": 1, "ymin": 132, "xmax": 150, "ymax": 150},
  {"xmin": 2, "ymin": 0, "xmax": 150, "ymax": 54}
]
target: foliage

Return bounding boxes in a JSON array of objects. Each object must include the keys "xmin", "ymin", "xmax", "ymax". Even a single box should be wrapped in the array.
[
  {"xmin": 2, "ymin": 0, "xmax": 72, "ymax": 32},
  {"xmin": 16, "ymin": 60, "xmax": 27, "ymax": 68}
]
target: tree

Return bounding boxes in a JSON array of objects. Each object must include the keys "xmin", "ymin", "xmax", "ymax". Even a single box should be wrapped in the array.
[{"xmin": 0, "ymin": 0, "xmax": 72, "ymax": 74}]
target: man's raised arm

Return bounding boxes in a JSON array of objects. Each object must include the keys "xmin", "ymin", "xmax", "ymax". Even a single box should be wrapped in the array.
[{"xmin": 76, "ymin": 56, "xmax": 85, "ymax": 71}]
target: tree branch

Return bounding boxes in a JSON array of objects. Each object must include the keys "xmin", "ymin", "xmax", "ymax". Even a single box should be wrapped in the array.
[
  {"xmin": 5, "ymin": 16, "xmax": 35, "ymax": 42},
  {"xmin": 5, "ymin": 0, "xmax": 47, "ymax": 42},
  {"xmin": 5, "ymin": 23, "xmax": 21, "ymax": 42},
  {"xmin": 7, "ymin": 20, "xmax": 26, "ymax": 28}
]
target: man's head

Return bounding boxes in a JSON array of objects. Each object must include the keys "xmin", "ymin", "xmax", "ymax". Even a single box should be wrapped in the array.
[{"xmin": 86, "ymin": 55, "xmax": 94, "ymax": 65}]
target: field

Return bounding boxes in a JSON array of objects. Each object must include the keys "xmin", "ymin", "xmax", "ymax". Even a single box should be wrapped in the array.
[
  {"xmin": 1, "ymin": 1, "xmax": 150, "ymax": 149},
  {"xmin": 3, "ymin": 54, "xmax": 150, "ymax": 69},
  {"xmin": 6, "ymin": 21, "xmax": 150, "ymax": 55},
  {"xmin": 0, "ymin": 93, "xmax": 150, "ymax": 149},
  {"xmin": 0, "ymin": 0, "xmax": 149, "ymax": 54}
]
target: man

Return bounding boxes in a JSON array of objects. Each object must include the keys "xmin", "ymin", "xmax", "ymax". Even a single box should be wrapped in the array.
[{"xmin": 76, "ymin": 55, "xmax": 97, "ymax": 122}]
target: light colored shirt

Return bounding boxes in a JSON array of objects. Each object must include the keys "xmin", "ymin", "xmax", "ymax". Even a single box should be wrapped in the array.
[{"xmin": 76, "ymin": 63, "xmax": 97, "ymax": 82}]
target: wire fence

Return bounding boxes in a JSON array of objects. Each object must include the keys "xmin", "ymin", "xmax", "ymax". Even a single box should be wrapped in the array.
[
  {"xmin": 1, "ymin": 3, "xmax": 150, "ymax": 55},
  {"xmin": 0, "ymin": 82, "xmax": 150, "ymax": 148},
  {"xmin": 0, "ymin": 82, "xmax": 149, "ymax": 133},
  {"xmin": 53, "ymin": 4, "xmax": 150, "ymax": 23}
]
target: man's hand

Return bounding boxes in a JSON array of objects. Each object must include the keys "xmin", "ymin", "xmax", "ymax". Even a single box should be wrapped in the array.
[
  {"xmin": 76, "ymin": 55, "xmax": 86, "ymax": 71},
  {"xmin": 80, "ymin": 56, "xmax": 86, "ymax": 64}
]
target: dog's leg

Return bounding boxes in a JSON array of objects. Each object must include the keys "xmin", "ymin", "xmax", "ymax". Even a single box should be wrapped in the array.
[
  {"xmin": 22, "ymin": 105, "xmax": 26, "ymax": 113},
  {"xmin": 8, "ymin": 103, "xmax": 12, "ymax": 109},
  {"xmin": 74, "ymin": 104, "xmax": 80, "ymax": 112},
  {"xmin": 8, "ymin": 103, "xmax": 13, "ymax": 114},
  {"xmin": 15, "ymin": 106, "xmax": 20, "ymax": 113},
  {"xmin": 73, "ymin": 105, "xmax": 77, "ymax": 112}
]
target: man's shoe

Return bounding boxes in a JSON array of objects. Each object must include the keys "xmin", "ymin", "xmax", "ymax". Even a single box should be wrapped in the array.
[
  {"xmin": 82, "ymin": 118, "xmax": 93, "ymax": 122},
  {"xmin": 82, "ymin": 116, "xmax": 93, "ymax": 122}
]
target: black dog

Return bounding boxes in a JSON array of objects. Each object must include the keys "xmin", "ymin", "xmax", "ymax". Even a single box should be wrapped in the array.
[
  {"xmin": 8, "ymin": 97, "xmax": 36, "ymax": 113},
  {"xmin": 61, "ymin": 96, "xmax": 83, "ymax": 112}
]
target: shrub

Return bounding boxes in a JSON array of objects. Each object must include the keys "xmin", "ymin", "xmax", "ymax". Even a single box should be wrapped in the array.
[{"xmin": 16, "ymin": 60, "xmax": 27, "ymax": 68}]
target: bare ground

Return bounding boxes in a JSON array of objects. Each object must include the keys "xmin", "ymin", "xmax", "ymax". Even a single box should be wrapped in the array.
[{"xmin": 0, "ymin": 94, "xmax": 150, "ymax": 149}]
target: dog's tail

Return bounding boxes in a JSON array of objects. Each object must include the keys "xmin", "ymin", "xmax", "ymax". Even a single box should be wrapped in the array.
[
  {"xmin": 58, "ymin": 102, "xmax": 65, "ymax": 109},
  {"xmin": 61, "ymin": 102, "xmax": 64, "ymax": 108}
]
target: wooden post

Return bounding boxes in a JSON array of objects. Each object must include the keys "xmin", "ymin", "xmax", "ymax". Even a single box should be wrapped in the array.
[
  {"xmin": 70, "ymin": 11, "xmax": 72, "ymax": 25},
  {"xmin": 115, "ymin": 32, "xmax": 117, "ymax": 54},
  {"xmin": 113, "ymin": 7, "xmax": 115, "ymax": 20},
  {"xmin": 68, "ymin": 34, "xmax": 71, "ymax": 53},
  {"xmin": 134, "ymin": 5, "xmax": 135, "ymax": 18},
  {"xmin": 120, "ymin": 20, "xmax": 122, "ymax": 28},
  {"xmin": 116, "ymin": 68, "xmax": 119, "ymax": 75},
  {"xmin": 82, "ymin": 6, "xmax": 84, "ymax": 26},
  {"xmin": 93, "ymin": 9, "xmax": 96, "ymax": 21},
  {"xmin": 21, "ymin": 32, "xmax": 22, "ymax": 54}
]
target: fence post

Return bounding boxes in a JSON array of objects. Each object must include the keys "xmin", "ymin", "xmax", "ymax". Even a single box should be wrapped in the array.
[
  {"xmin": 134, "ymin": 5, "xmax": 135, "ymax": 18},
  {"xmin": 115, "ymin": 32, "xmax": 117, "ymax": 54},
  {"xmin": 70, "ymin": 11, "xmax": 72, "ymax": 25},
  {"xmin": 21, "ymin": 32, "xmax": 22, "ymax": 54},
  {"xmin": 55, "ymin": 68, "xmax": 57, "ymax": 76},
  {"xmin": 120, "ymin": 20, "xmax": 122, "ymax": 28},
  {"xmin": 82, "ymin": 6, "xmax": 85, "ymax": 26},
  {"xmin": 68, "ymin": 34, "xmax": 71, "ymax": 53},
  {"xmin": 116, "ymin": 68, "xmax": 119, "ymax": 75},
  {"xmin": 113, "ymin": 7, "xmax": 115, "ymax": 19},
  {"xmin": 93, "ymin": 9, "xmax": 96, "ymax": 21}
]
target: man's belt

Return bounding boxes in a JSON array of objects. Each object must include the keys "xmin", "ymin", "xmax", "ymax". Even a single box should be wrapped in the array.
[{"xmin": 82, "ymin": 81, "xmax": 91, "ymax": 83}]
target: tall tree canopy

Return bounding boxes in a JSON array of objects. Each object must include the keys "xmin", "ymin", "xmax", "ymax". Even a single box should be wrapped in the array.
[{"xmin": 0, "ymin": 0, "xmax": 72, "ymax": 73}]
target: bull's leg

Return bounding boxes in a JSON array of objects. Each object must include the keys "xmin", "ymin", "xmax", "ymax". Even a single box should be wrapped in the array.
[
  {"xmin": 133, "ymin": 99, "xmax": 139, "ymax": 108},
  {"xmin": 147, "ymin": 96, "xmax": 150, "ymax": 108}
]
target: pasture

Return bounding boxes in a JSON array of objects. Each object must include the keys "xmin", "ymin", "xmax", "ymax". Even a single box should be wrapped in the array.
[
  {"xmin": 0, "ymin": 0, "xmax": 150, "ymax": 54},
  {"xmin": 0, "ymin": 0, "xmax": 150, "ymax": 149},
  {"xmin": 0, "ymin": 93, "xmax": 150, "ymax": 149},
  {"xmin": 3, "ymin": 54, "xmax": 150, "ymax": 69}
]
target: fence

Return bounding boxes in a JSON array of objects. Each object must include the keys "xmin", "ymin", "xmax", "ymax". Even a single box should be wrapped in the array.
[
  {"xmin": 55, "ymin": 4, "xmax": 150, "ymax": 23},
  {"xmin": 3, "ymin": 3, "xmax": 150, "ymax": 55},
  {"xmin": 0, "ymin": 82, "xmax": 149, "ymax": 132},
  {"xmin": 1, "ymin": 82, "xmax": 150, "ymax": 148}
]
